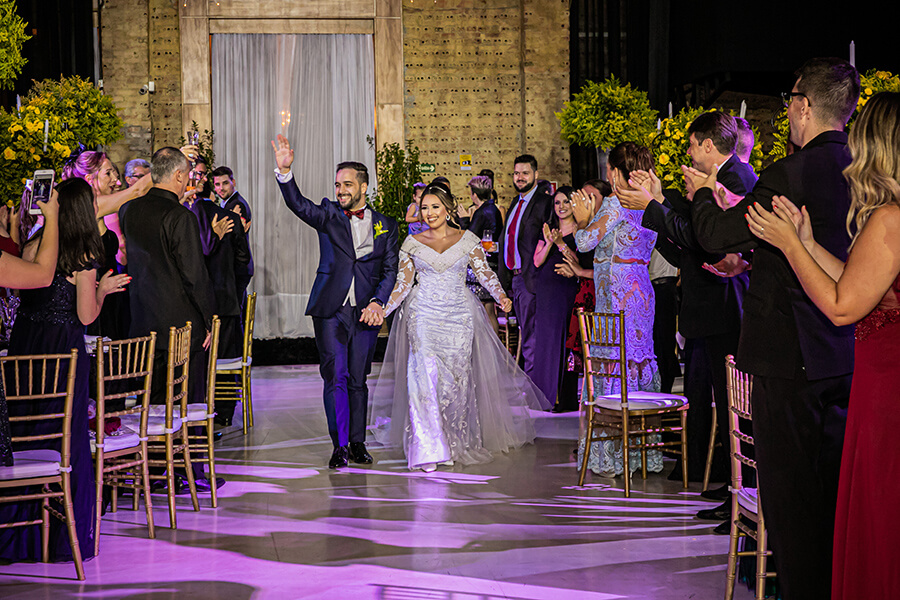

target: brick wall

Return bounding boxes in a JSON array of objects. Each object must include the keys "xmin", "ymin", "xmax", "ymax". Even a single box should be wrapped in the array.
[
  {"xmin": 100, "ymin": 0, "xmax": 183, "ymax": 167},
  {"xmin": 403, "ymin": 0, "xmax": 570, "ymax": 207}
]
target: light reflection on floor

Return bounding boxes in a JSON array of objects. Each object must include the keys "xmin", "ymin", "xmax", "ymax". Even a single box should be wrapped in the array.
[{"xmin": 0, "ymin": 365, "xmax": 753, "ymax": 599}]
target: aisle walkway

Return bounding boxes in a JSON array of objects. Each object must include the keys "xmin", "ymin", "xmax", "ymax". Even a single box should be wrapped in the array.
[{"xmin": 1, "ymin": 365, "xmax": 752, "ymax": 599}]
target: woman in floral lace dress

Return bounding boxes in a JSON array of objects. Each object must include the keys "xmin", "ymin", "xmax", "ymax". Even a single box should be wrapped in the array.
[
  {"xmin": 572, "ymin": 142, "xmax": 662, "ymax": 477},
  {"xmin": 372, "ymin": 185, "xmax": 549, "ymax": 472}
]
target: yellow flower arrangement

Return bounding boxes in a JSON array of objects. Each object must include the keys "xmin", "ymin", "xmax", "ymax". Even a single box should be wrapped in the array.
[{"xmin": 650, "ymin": 106, "xmax": 707, "ymax": 194}]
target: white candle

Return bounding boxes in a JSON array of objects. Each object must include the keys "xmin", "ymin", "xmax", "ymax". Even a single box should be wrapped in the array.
[
  {"xmin": 43, "ymin": 119, "xmax": 48, "ymax": 153},
  {"xmin": 657, "ymin": 118, "xmax": 661, "ymax": 131},
  {"xmin": 668, "ymin": 102, "xmax": 673, "ymax": 119},
  {"xmin": 740, "ymin": 100, "xmax": 747, "ymax": 119},
  {"xmin": 849, "ymin": 41, "xmax": 855, "ymax": 67},
  {"xmin": 16, "ymin": 95, "xmax": 20, "ymax": 116}
]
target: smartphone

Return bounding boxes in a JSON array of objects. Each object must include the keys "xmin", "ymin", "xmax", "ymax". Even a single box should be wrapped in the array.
[{"xmin": 29, "ymin": 170, "xmax": 55, "ymax": 216}]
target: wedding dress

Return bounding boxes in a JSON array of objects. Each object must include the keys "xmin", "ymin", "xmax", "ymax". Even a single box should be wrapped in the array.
[{"xmin": 371, "ymin": 230, "xmax": 549, "ymax": 470}]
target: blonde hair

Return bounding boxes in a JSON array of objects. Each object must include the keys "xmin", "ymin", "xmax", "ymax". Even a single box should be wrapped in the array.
[{"xmin": 844, "ymin": 92, "xmax": 900, "ymax": 246}]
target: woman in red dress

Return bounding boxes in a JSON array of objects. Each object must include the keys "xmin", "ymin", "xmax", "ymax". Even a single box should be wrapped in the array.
[{"xmin": 745, "ymin": 91, "xmax": 900, "ymax": 600}]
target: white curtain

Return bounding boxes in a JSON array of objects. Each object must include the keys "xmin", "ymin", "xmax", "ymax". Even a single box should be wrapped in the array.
[{"xmin": 211, "ymin": 34, "xmax": 376, "ymax": 338}]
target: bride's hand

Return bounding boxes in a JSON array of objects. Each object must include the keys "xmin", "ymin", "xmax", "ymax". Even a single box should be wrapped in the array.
[{"xmin": 499, "ymin": 296, "xmax": 513, "ymax": 313}]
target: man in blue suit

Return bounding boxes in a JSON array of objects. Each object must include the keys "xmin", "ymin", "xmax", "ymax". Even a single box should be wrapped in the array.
[{"xmin": 272, "ymin": 134, "xmax": 399, "ymax": 469}]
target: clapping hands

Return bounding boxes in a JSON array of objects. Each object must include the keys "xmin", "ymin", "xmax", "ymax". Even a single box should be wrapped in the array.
[{"xmin": 745, "ymin": 196, "xmax": 812, "ymax": 251}]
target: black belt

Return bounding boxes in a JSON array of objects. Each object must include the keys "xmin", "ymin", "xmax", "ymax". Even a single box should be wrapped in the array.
[{"xmin": 651, "ymin": 276, "xmax": 678, "ymax": 285}]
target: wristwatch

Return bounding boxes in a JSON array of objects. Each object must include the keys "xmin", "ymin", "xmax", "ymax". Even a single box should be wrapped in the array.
[{"xmin": 369, "ymin": 297, "xmax": 385, "ymax": 308}]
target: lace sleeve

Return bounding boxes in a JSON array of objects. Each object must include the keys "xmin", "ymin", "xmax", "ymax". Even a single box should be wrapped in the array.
[
  {"xmin": 384, "ymin": 250, "xmax": 416, "ymax": 316},
  {"xmin": 468, "ymin": 243, "xmax": 506, "ymax": 304},
  {"xmin": 575, "ymin": 199, "xmax": 623, "ymax": 252}
]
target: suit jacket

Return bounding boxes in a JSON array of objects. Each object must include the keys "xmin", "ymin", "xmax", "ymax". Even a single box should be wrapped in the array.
[
  {"xmin": 119, "ymin": 188, "xmax": 216, "ymax": 350},
  {"xmin": 222, "ymin": 191, "xmax": 254, "ymax": 279},
  {"xmin": 462, "ymin": 200, "xmax": 504, "ymax": 240},
  {"xmin": 191, "ymin": 199, "xmax": 252, "ymax": 318},
  {"xmin": 278, "ymin": 176, "xmax": 399, "ymax": 319},
  {"xmin": 642, "ymin": 154, "xmax": 758, "ymax": 338},
  {"xmin": 498, "ymin": 189, "xmax": 553, "ymax": 292},
  {"xmin": 691, "ymin": 131, "xmax": 855, "ymax": 380}
]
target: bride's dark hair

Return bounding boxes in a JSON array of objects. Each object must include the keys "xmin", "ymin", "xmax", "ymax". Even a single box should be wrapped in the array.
[{"xmin": 422, "ymin": 184, "xmax": 460, "ymax": 227}]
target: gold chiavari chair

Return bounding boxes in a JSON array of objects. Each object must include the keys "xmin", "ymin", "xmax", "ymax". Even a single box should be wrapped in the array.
[
  {"xmin": 724, "ymin": 355, "xmax": 775, "ymax": 600},
  {"xmin": 183, "ymin": 316, "xmax": 220, "ymax": 507},
  {"xmin": 92, "ymin": 333, "xmax": 156, "ymax": 555},
  {"xmin": 122, "ymin": 322, "xmax": 199, "ymax": 528},
  {"xmin": 576, "ymin": 309, "xmax": 689, "ymax": 497},
  {"xmin": 0, "ymin": 350, "xmax": 83, "ymax": 580},
  {"xmin": 214, "ymin": 293, "xmax": 256, "ymax": 434}
]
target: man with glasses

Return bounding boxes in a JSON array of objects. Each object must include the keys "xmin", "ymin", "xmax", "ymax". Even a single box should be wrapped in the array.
[{"xmin": 690, "ymin": 58, "xmax": 859, "ymax": 600}]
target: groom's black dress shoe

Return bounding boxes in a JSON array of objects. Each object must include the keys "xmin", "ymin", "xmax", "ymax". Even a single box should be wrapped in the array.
[
  {"xmin": 696, "ymin": 500, "xmax": 731, "ymax": 521},
  {"xmin": 701, "ymin": 484, "xmax": 730, "ymax": 501},
  {"xmin": 329, "ymin": 446, "xmax": 349, "ymax": 469},
  {"xmin": 349, "ymin": 442, "xmax": 373, "ymax": 464}
]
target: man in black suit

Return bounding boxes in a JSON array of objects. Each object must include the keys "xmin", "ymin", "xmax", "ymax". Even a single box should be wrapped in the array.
[
  {"xmin": 689, "ymin": 58, "xmax": 859, "ymax": 600},
  {"xmin": 272, "ymin": 134, "xmax": 399, "ymax": 469},
  {"xmin": 212, "ymin": 166, "xmax": 254, "ymax": 302},
  {"xmin": 498, "ymin": 155, "xmax": 552, "ymax": 379},
  {"xmin": 119, "ymin": 147, "xmax": 216, "ymax": 407},
  {"xmin": 620, "ymin": 111, "xmax": 758, "ymax": 525}
]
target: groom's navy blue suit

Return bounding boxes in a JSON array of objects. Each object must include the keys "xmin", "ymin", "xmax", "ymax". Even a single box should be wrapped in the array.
[{"xmin": 278, "ymin": 175, "xmax": 399, "ymax": 448}]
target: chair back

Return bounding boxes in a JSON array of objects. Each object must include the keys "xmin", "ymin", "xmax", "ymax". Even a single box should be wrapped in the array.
[
  {"xmin": 576, "ymin": 308, "xmax": 627, "ymax": 406},
  {"xmin": 725, "ymin": 355, "xmax": 755, "ymax": 492},
  {"xmin": 1, "ymin": 350, "xmax": 79, "ymax": 467},
  {"xmin": 95, "ymin": 333, "xmax": 157, "ymax": 447},
  {"xmin": 166, "ymin": 322, "xmax": 192, "ymax": 428},
  {"xmin": 242, "ymin": 293, "xmax": 256, "ymax": 363},
  {"xmin": 203, "ymin": 316, "xmax": 221, "ymax": 412}
]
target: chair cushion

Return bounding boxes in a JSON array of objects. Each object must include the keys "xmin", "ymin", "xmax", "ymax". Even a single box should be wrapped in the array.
[
  {"xmin": 216, "ymin": 356, "xmax": 251, "ymax": 371},
  {"xmin": 148, "ymin": 404, "xmax": 213, "ymax": 421},
  {"xmin": 120, "ymin": 414, "xmax": 182, "ymax": 436},
  {"xmin": 0, "ymin": 449, "xmax": 62, "ymax": 480},
  {"xmin": 736, "ymin": 487, "xmax": 758, "ymax": 514},
  {"xmin": 594, "ymin": 391, "xmax": 688, "ymax": 411},
  {"xmin": 91, "ymin": 432, "xmax": 141, "ymax": 454}
]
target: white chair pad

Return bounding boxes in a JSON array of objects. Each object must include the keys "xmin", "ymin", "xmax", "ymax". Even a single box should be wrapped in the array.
[
  {"xmin": 736, "ymin": 487, "xmax": 758, "ymax": 514},
  {"xmin": 185, "ymin": 403, "xmax": 214, "ymax": 421},
  {"xmin": 91, "ymin": 432, "xmax": 141, "ymax": 454},
  {"xmin": 0, "ymin": 449, "xmax": 62, "ymax": 480},
  {"xmin": 121, "ymin": 414, "xmax": 182, "ymax": 436},
  {"xmin": 593, "ymin": 391, "xmax": 687, "ymax": 411},
  {"xmin": 216, "ymin": 356, "xmax": 251, "ymax": 371}
]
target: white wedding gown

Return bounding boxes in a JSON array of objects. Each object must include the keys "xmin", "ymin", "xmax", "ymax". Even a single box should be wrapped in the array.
[{"xmin": 371, "ymin": 230, "xmax": 549, "ymax": 470}]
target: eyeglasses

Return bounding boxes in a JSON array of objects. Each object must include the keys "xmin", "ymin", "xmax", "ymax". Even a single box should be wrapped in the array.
[{"xmin": 782, "ymin": 91, "xmax": 811, "ymax": 108}]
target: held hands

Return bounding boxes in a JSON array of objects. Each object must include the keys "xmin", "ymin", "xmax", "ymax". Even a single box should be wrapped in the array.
[
  {"xmin": 98, "ymin": 270, "xmax": 131, "ymax": 297},
  {"xmin": 271, "ymin": 134, "xmax": 294, "ymax": 174},
  {"xmin": 498, "ymin": 296, "xmax": 513, "ymax": 313},
  {"xmin": 746, "ymin": 196, "xmax": 811, "ymax": 251},
  {"xmin": 359, "ymin": 302, "xmax": 385, "ymax": 327},
  {"xmin": 211, "ymin": 214, "xmax": 234, "ymax": 239}
]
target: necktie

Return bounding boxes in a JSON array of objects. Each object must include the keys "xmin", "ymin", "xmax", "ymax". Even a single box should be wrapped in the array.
[
  {"xmin": 344, "ymin": 208, "xmax": 366, "ymax": 219},
  {"xmin": 505, "ymin": 198, "xmax": 525, "ymax": 270}
]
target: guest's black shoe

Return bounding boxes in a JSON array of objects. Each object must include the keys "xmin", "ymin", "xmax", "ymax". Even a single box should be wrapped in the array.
[
  {"xmin": 551, "ymin": 404, "xmax": 578, "ymax": 413},
  {"xmin": 190, "ymin": 477, "xmax": 226, "ymax": 493},
  {"xmin": 701, "ymin": 484, "xmax": 730, "ymax": 501},
  {"xmin": 348, "ymin": 442, "xmax": 373, "ymax": 464},
  {"xmin": 154, "ymin": 475, "xmax": 186, "ymax": 494},
  {"xmin": 329, "ymin": 445, "xmax": 349, "ymax": 469},
  {"xmin": 696, "ymin": 500, "xmax": 731, "ymax": 521},
  {"xmin": 713, "ymin": 520, "xmax": 731, "ymax": 535},
  {"xmin": 214, "ymin": 414, "xmax": 232, "ymax": 427}
]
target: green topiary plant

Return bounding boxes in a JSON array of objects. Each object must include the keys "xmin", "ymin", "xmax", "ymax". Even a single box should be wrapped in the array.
[
  {"xmin": 368, "ymin": 136, "xmax": 422, "ymax": 242},
  {"xmin": 0, "ymin": 0, "xmax": 29, "ymax": 91}
]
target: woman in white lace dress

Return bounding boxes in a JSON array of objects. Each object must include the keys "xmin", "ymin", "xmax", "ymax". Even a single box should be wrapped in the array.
[
  {"xmin": 573, "ymin": 142, "xmax": 662, "ymax": 477},
  {"xmin": 372, "ymin": 185, "xmax": 549, "ymax": 472}
]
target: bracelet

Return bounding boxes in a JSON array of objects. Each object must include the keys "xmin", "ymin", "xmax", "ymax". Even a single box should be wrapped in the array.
[{"xmin": 369, "ymin": 298, "xmax": 385, "ymax": 308}]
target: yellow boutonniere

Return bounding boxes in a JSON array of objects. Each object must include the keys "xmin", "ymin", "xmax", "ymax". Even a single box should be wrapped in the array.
[{"xmin": 374, "ymin": 221, "xmax": 387, "ymax": 239}]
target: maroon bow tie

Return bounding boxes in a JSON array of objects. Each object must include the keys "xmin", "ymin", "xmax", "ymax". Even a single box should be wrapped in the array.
[{"xmin": 344, "ymin": 208, "xmax": 366, "ymax": 220}]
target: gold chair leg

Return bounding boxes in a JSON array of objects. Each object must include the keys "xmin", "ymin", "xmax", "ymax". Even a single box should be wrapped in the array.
[
  {"xmin": 241, "ymin": 380, "xmax": 249, "ymax": 436},
  {"xmin": 94, "ymin": 456, "xmax": 104, "ymax": 557},
  {"xmin": 141, "ymin": 444, "xmax": 156, "ymax": 539},
  {"xmin": 756, "ymin": 520, "xmax": 768, "ymax": 600},
  {"xmin": 640, "ymin": 414, "xmax": 648, "ymax": 480},
  {"xmin": 623, "ymin": 420, "xmax": 631, "ymax": 498},
  {"xmin": 578, "ymin": 406, "xmax": 593, "ymax": 486},
  {"xmin": 681, "ymin": 411, "xmax": 689, "ymax": 490},
  {"xmin": 724, "ymin": 495, "xmax": 739, "ymax": 600},
  {"xmin": 181, "ymin": 429, "xmax": 200, "ymax": 512},
  {"xmin": 166, "ymin": 436, "xmax": 177, "ymax": 529},
  {"xmin": 41, "ymin": 494, "xmax": 50, "ymax": 563},
  {"xmin": 61, "ymin": 472, "xmax": 85, "ymax": 580},
  {"xmin": 245, "ymin": 367, "xmax": 253, "ymax": 429},
  {"xmin": 207, "ymin": 417, "xmax": 218, "ymax": 508},
  {"xmin": 111, "ymin": 480, "xmax": 118, "ymax": 513},
  {"xmin": 703, "ymin": 403, "xmax": 717, "ymax": 492}
]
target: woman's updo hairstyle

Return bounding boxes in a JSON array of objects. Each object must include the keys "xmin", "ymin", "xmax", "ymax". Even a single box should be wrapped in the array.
[
  {"xmin": 422, "ymin": 183, "xmax": 459, "ymax": 227},
  {"xmin": 607, "ymin": 141, "xmax": 654, "ymax": 182}
]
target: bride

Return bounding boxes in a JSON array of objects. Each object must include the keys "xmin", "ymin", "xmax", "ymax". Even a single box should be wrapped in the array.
[{"xmin": 372, "ymin": 184, "xmax": 549, "ymax": 471}]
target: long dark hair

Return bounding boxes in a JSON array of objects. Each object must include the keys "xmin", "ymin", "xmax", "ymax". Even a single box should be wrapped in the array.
[
  {"xmin": 56, "ymin": 178, "xmax": 104, "ymax": 275},
  {"xmin": 548, "ymin": 185, "xmax": 575, "ymax": 230}
]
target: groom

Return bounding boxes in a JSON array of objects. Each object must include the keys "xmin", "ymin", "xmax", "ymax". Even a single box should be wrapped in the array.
[{"xmin": 272, "ymin": 135, "xmax": 399, "ymax": 469}]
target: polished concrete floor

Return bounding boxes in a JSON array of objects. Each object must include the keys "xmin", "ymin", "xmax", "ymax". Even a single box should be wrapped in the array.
[{"xmin": 0, "ymin": 365, "xmax": 754, "ymax": 599}]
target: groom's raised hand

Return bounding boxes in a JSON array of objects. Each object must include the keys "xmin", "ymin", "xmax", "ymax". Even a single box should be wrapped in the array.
[{"xmin": 272, "ymin": 134, "xmax": 294, "ymax": 174}]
